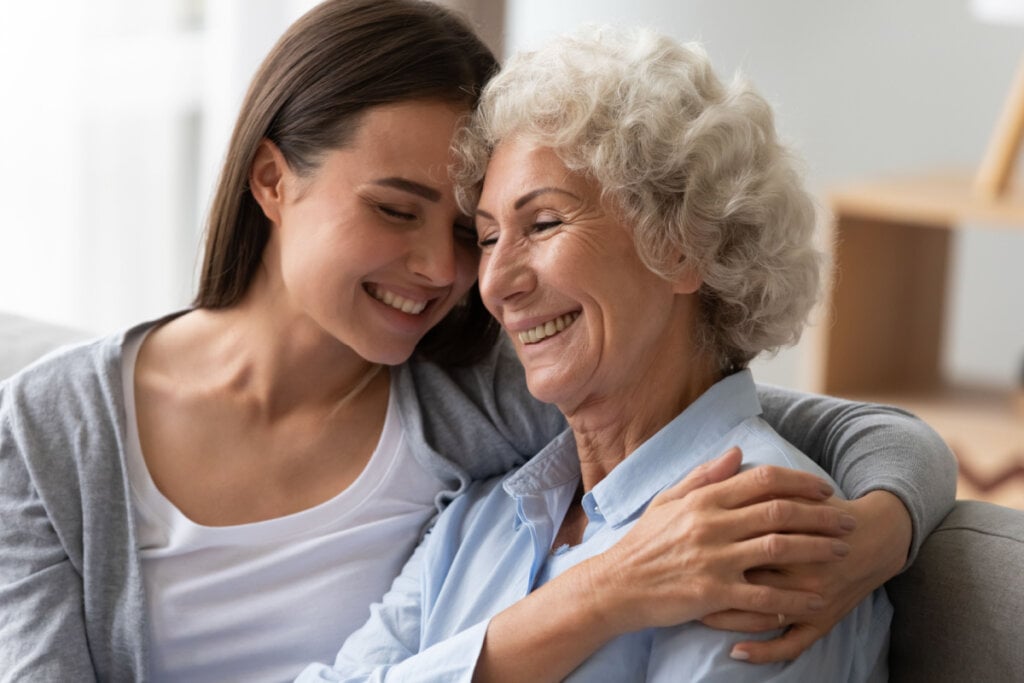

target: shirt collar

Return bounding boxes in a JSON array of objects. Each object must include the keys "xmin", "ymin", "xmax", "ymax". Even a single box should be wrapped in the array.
[
  {"xmin": 502, "ymin": 428, "xmax": 579, "ymax": 531},
  {"xmin": 503, "ymin": 427, "xmax": 580, "ymax": 498},
  {"xmin": 586, "ymin": 369, "xmax": 762, "ymax": 527}
]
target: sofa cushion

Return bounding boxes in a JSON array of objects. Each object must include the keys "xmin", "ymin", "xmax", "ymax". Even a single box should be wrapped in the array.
[
  {"xmin": 0, "ymin": 312, "xmax": 89, "ymax": 380},
  {"xmin": 887, "ymin": 500, "xmax": 1024, "ymax": 681}
]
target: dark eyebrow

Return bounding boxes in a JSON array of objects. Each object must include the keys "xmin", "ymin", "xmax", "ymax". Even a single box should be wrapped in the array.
[
  {"xmin": 475, "ymin": 186, "xmax": 582, "ymax": 220},
  {"xmin": 371, "ymin": 177, "xmax": 442, "ymax": 202}
]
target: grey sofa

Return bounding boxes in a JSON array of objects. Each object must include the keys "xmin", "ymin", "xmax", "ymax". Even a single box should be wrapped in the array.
[
  {"xmin": 0, "ymin": 311, "xmax": 89, "ymax": 380},
  {"xmin": 887, "ymin": 500, "xmax": 1024, "ymax": 681},
  {"xmin": 2, "ymin": 313, "xmax": 1022, "ymax": 679}
]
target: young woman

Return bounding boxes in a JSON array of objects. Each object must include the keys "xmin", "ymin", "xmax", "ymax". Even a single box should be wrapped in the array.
[{"xmin": 0, "ymin": 1, "xmax": 954, "ymax": 680}]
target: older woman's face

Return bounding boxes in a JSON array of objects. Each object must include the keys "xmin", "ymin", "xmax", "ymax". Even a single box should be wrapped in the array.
[{"xmin": 476, "ymin": 140, "xmax": 690, "ymax": 410}]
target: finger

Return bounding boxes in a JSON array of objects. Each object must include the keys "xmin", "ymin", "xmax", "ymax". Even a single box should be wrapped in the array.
[
  {"xmin": 650, "ymin": 446, "xmax": 742, "ymax": 506},
  {"xmin": 743, "ymin": 568, "xmax": 793, "ymax": 588},
  {"xmin": 701, "ymin": 609, "xmax": 785, "ymax": 633},
  {"xmin": 740, "ymin": 568, "xmax": 834, "ymax": 617},
  {"xmin": 730, "ymin": 623, "xmax": 824, "ymax": 663},
  {"xmin": 732, "ymin": 499, "xmax": 858, "ymax": 540},
  {"xmin": 731, "ymin": 533, "xmax": 850, "ymax": 569},
  {"xmin": 724, "ymin": 582, "xmax": 825, "ymax": 619},
  {"xmin": 712, "ymin": 465, "xmax": 834, "ymax": 509}
]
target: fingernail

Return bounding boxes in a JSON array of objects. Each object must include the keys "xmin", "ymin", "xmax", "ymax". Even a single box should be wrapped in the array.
[
  {"xmin": 730, "ymin": 647, "xmax": 750, "ymax": 661},
  {"xmin": 833, "ymin": 540, "xmax": 850, "ymax": 557},
  {"xmin": 809, "ymin": 596, "xmax": 825, "ymax": 611},
  {"xmin": 840, "ymin": 514, "xmax": 857, "ymax": 531},
  {"xmin": 819, "ymin": 482, "xmax": 834, "ymax": 498}
]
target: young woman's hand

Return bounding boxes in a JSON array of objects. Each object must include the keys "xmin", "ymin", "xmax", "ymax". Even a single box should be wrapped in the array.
[
  {"xmin": 702, "ymin": 490, "xmax": 910, "ymax": 662},
  {"xmin": 585, "ymin": 447, "xmax": 857, "ymax": 634}
]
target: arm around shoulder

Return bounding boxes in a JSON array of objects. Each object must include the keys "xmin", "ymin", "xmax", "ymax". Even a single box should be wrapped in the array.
[{"xmin": 757, "ymin": 384, "xmax": 956, "ymax": 563}]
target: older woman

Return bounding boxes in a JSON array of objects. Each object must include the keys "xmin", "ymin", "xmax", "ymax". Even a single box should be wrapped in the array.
[{"xmin": 301, "ymin": 26, "xmax": 892, "ymax": 682}]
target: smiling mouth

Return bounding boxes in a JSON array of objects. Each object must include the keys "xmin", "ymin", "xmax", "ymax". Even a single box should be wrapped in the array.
[
  {"xmin": 367, "ymin": 284, "xmax": 429, "ymax": 315},
  {"xmin": 518, "ymin": 312, "xmax": 580, "ymax": 345}
]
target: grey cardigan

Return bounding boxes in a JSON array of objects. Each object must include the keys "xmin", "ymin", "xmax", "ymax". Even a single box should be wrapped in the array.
[{"xmin": 0, "ymin": 318, "xmax": 957, "ymax": 682}]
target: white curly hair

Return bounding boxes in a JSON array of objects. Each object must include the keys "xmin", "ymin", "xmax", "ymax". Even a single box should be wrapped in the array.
[{"xmin": 454, "ymin": 25, "xmax": 824, "ymax": 372}]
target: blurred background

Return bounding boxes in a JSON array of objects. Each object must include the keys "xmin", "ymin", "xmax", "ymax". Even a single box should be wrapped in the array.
[
  {"xmin": 1, "ymin": 0, "xmax": 1020, "ymax": 387},
  {"xmin": 1, "ymin": 1, "xmax": 1021, "ymax": 503}
]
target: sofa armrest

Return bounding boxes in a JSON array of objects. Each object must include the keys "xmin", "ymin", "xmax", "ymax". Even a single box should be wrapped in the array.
[{"xmin": 887, "ymin": 500, "xmax": 1024, "ymax": 681}]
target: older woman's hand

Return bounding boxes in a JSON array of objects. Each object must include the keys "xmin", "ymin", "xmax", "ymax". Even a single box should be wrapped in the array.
[
  {"xmin": 587, "ymin": 447, "xmax": 858, "ymax": 634},
  {"xmin": 704, "ymin": 490, "xmax": 911, "ymax": 663}
]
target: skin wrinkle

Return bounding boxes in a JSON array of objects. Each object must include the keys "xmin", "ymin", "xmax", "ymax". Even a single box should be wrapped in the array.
[
  {"xmin": 478, "ymin": 141, "xmax": 715, "ymax": 492},
  {"xmin": 454, "ymin": 31, "xmax": 822, "ymax": 375}
]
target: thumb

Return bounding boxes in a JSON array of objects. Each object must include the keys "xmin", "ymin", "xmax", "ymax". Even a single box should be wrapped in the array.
[{"xmin": 652, "ymin": 446, "xmax": 743, "ymax": 505}]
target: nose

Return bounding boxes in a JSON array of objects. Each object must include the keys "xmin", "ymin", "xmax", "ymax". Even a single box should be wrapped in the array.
[
  {"xmin": 479, "ymin": 237, "xmax": 535, "ymax": 311},
  {"xmin": 407, "ymin": 221, "xmax": 457, "ymax": 286}
]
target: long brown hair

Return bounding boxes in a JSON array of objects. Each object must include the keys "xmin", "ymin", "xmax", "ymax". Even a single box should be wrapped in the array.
[{"xmin": 194, "ymin": 0, "xmax": 500, "ymax": 365}]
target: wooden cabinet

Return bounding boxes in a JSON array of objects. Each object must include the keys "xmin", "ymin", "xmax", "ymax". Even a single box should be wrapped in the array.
[{"xmin": 817, "ymin": 171, "xmax": 1024, "ymax": 508}]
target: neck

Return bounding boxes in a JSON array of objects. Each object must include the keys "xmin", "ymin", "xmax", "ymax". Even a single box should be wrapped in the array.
[
  {"xmin": 561, "ymin": 313, "xmax": 719, "ymax": 493},
  {"xmin": 182, "ymin": 268, "xmax": 382, "ymax": 421}
]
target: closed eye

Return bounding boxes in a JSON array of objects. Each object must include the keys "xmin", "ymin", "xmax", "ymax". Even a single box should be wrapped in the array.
[
  {"xmin": 478, "ymin": 220, "xmax": 561, "ymax": 249},
  {"xmin": 378, "ymin": 204, "xmax": 417, "ymax": 221}
]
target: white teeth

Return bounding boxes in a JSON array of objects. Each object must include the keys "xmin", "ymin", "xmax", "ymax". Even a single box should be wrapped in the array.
[
  {"xmin": 518, "ymin": 313, "xmax": 580, "ymax": 345},
  {"xmin": 369, "ymin": 286, "xmax": 428, "ymax": 315}
]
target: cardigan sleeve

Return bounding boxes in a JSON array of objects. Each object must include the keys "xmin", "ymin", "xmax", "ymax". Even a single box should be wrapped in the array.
[
  {"xmin": 0, "ymin": 382, "xmax": 97, "ymax": 681},
  {"xmin": 403, "ymin": 336, "xmax": 565, "ymax": 484},
  {"xmin": 756, "ymin": 384, "xmax": 957, "ymax": 566},
  {"xmin": 0, "ymin": 331, "xmax": 150, "ymax": 682},
  {"xmin": 408, "ymin": 341, "xmax": 955, "ymax": 565}
]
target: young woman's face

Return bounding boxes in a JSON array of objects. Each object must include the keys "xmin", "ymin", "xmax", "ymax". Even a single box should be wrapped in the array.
[{"xmin": 267, "ymin": 99, "xmax": 479, "ymax": 365}]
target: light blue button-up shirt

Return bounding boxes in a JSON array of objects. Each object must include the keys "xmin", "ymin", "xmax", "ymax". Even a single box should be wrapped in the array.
[{"xmin": 298, "ymin": 370, "xmax": 892, "ymax": 682}]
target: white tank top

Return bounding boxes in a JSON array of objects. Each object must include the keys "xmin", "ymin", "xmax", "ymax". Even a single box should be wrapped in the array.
[{"xmin": 122, "ymin": 329, "xmax": 447, "ymax": 682}]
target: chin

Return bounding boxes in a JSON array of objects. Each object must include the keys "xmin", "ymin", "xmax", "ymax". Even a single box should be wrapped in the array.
[
  {"xmin": 524, "ymin": 374, "xmax": 572, "ymax": 408},
  {"xmin": 368, "ymin": 346, "xmax": 418, "ymax": 366},
  {"xmin": 347, "ymin": 336, "xmax": 419, "ymax": 367}
]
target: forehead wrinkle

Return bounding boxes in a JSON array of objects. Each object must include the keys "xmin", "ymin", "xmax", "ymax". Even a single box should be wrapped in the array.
[{"xmin": 513, "ymin": 187, "xmax": 582, "ymax": 210}]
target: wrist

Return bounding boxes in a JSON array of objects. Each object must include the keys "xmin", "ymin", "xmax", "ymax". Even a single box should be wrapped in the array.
[
  {"xmin": 573, "ymin": 553, "xmax": 639, "ymax": 639},
  {"xmin": 850, "ymin": 490, "xmax": 911, "ymax": 579}
]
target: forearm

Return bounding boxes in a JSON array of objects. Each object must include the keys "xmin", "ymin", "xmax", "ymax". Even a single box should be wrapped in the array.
[
  {"xmin": 757, "ymin": 385, "xmax": 957, "ymax": 565},
  {"xmin": 845, "ymin": 490, "xmax": 912, "ymax": 579},
  {"xmin": 835, "ymin": 416, "xmax": 955, "ymax": 568},
  {"xmin": 476, "ymin": 453, "xmax": 851, "ymax": 681},
  {"xmin": 474, "ymin": 557, "xmax": 627, "ymax": 683}
]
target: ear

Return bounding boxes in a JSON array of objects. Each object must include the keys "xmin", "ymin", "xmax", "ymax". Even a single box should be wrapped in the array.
[
  {"xmin": 249, "ymin": 139, "xmax": 290, "ymax": 225},
  {"xmin": 671, "ymin": 257, "xmax": 702, "ymax": 295}
]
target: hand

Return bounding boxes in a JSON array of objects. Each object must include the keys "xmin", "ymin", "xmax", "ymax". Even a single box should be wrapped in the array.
[
  {"xmin": 704, "ymin": 490, "xmax": 912, "ymax": 663},
  {"xmin": 584, "ymin": 447, "xmax": 857, "ymax": 634}
]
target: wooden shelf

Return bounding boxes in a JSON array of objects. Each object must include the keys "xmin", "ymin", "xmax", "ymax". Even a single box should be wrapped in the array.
[
  {"xmin": 819, "ymin": 171, "xmax": 1024, "ymax": 508},
  {"xmin": 830, "ymin": 170, "xmax": 1024, "ymax": 227}
]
